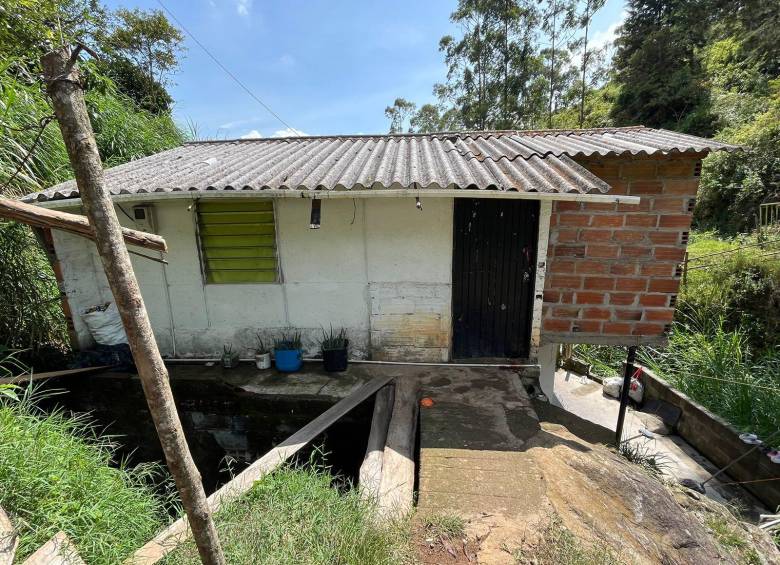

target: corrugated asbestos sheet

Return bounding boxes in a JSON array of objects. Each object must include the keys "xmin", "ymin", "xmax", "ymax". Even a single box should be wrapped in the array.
[{"xmin": 23, "ymin": 126, "xmax": 738, "ymax": 203}]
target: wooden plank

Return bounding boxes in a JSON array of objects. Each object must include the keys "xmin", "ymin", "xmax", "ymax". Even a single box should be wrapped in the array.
[
  {"xmin": 359, "ymin": 385, "xmax": 395, "ymax": 501},
  {"xmin": 377, "ymin": 378, "xmax": 419, "ymax": 520},
  {"xmin": 128, "ymin": 374, "xmax": 394, "ymax": 565},
  {"xmin": 0, "ymin": 505, "xmax": 17, "ymax": 565},
  {"xmin": 0, "ymin": 365, "xmax": 112, "ymax": 386},
  {"xmin": 0, "ymin": 197, "xmax": 167, "ymax": 252},
  {"xmin": 22, "ymin": 531, "xmax": 85, "ymax": 565}
]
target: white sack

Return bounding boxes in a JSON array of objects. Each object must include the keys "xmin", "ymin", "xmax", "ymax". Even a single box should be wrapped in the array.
[{"xmin": 81, "ymin": 302, "xmax": 128, "ymax": 346}]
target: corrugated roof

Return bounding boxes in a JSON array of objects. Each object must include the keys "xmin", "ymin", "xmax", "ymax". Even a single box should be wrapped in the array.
[{"xmin": 22, "ymin": 126, "xmax": 738, "ymax": 203}]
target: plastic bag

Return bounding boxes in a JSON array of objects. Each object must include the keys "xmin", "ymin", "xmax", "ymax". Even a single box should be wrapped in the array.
[
  {"xmin": 81, "ymin": 302, "xmax": 128, "ymax": 346},
  {"xmin": 603, "ymin": 377, "xmax": 623, "ymax": 398},
  {"xmin": 628, "ymin": 377, "xmax": 644, "ymax": 403}
]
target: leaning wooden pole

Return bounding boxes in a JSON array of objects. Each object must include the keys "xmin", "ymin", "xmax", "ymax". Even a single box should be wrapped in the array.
[
  {"xmin": 41, "ymin": 47, "xmax": 226, "ymax": 565},
  {"xmin": 359, "ymin": 384, "xmax": 395, "ymax": 501}
]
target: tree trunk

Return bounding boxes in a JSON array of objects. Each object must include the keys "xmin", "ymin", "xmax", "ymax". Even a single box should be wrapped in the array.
[
  {"xmin": 40, "ymin": 47, "xmax": 225, "ymax": 565},
  {"xmin": 579, "ymin": 1, "xmax": 590, "ymax": 128}
]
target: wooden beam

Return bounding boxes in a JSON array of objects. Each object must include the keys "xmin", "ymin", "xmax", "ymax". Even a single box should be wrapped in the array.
[
  {"xmin": 0, "ymin": 365, "xmax": 111, "ymax": 386},
  {"xmin": 0, "ymin": 505, "xmax": 17, "ymax": 565},
  {"xmin": 128, "ymin": 374, "xmax": 394, "ymax": 565},
  {"xmin": 22, "ymin": 532, "xmax": 85, "ymax": 565},
  {"xmin": 0, "ymin": 197, "xmax": 167, "ymax": 252},
  {"xmin": 377, "ymin": 378, "xmax": 419, "ymax": 520},
  {"xmin": 359, "ymin": 384, "xmax": 394, "ymax": 501}
]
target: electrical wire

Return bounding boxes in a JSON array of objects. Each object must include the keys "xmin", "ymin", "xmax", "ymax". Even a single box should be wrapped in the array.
[{"xmin": 156, "ymin": 0, "xmax": 297, "ymax": 134}]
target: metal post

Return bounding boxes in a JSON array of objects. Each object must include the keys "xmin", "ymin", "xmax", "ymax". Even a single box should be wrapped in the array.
[{"xmin": 615, "ymin": 345, "xmax": 637, "ymax": 445}]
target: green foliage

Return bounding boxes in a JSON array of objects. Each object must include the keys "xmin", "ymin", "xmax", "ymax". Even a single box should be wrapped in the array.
[
  {"xmin": 422, "ymin": 513, "xmax": 466, "ymax": 542},
  {"xmin": 274, "ymin": 330, "xmax": 302, "ymax": 351},
  {"xmin": 97, "ymin": 56, "xmax": 173, "ymax": 114},
  {"xmin": 163, "ymin": 465, "xmax": 411, "ymax": 565},
  {"xmin": 0, "ymin": 386, "xmax": 172, "ymax": 564},
  {"xmin": 514, "ymin": 516, "xmax": 623, "ymax": 564},
  {"xmin": 384, "ymin": 97, "xmax": 416, "ymax": 133},
  {"xmin": 320, "ymin": 326, "xmax": 348, "ymax": 351}
]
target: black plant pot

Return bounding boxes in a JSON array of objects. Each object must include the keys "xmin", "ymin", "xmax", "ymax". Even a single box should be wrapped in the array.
[{"xmin": 322, "ymin": 343, "xmax": 349, "ymax": 372}]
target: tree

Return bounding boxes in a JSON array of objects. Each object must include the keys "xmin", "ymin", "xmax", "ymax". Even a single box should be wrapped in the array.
[
  {"xmin": 575, "ymin": 0, "xmax": 606, "ymax": 127},
  {"xmin": 102, "ymin": 8, "xmax": 184, "ymax": 86},
  {"xmin": 384, "ymin": 98, "xmax": 416, "ymax": 133},
  {"xmin": 540, "ymin": 0, "xmax": 578, "ymax": 127},
  {"xmin": 97, "ymin": 56, "xmax": 173, "ymax": 114}
]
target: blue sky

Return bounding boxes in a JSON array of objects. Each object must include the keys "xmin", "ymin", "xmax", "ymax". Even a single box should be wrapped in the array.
[{"xmin": 105, "ymin": 0, "xmax": 627, "ymax": 139}]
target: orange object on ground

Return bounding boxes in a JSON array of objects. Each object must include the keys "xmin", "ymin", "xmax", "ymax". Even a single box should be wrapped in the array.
[{"xmin": 420, "ymin": 397, "xmax": 434, "ymax": 408}]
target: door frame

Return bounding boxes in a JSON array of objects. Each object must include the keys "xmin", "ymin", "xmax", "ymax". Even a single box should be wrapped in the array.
[{"xmin": 449, "ymin": 197, "xmax": 550, "ymax": 361}]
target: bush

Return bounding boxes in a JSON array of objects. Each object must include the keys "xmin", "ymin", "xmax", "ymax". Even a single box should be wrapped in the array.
[
  {"xmin": 0, "ymin": 387, "xmax": 172, "ymax": 563},
  {"xmin": 163, "ymin": 465, "xmax": 411, "ymax": 565}
]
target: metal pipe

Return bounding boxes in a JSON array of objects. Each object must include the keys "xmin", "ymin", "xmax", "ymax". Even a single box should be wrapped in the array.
[
  {"xmin": 164, "ymin": 358, "xmax": 539, "ymax": 368},
  {"xmin": 615, "ymin": 345, "xmax": 637, "ymax": 445}
]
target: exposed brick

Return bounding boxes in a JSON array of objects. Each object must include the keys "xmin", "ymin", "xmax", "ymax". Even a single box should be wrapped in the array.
[
  {"xmin": 586, "ymin": 245, "xmax": 619, "ymax": 258},
  {"xmin": 560, "ymin": 291, "xmax": 574, "ymax": 304},
  {"xmin": 573, "ymin": 320, "xmax": 602, "ymax": 333},
  {"xmin": 644, "ymin": 309, "xmax": 675, "ymax": 322},
  {"xmin": 553, "ymin": 307, "xmax": 580, "ymax": 318},
  {"xmin": 640, "ymin": 294, "xmax": 669, "ymax": 307},
  {"xmin": 654, "ymin": 247, "xmax": 685, "ymax": 261},
  {"xmin": 621, "ymin": 161, "xmax": 657, "ymax": 179},
  {"xmin": 630, "ymin": 181, "xmax": 664, "ymax": 195},
  {"xmin": 604, "ymin": 322, "xmax": 634, "ymax": 334},
  {"xmin": 549, "ymin": 275, "xmax": 582, "ymax": 289},
  {"xmin": 658, "ymin": 160, "xmax": 695, "ymax": 177},
  {"xmin": 584, "ymin": 161, "xmax": 620, "ymax": 179},
  {"xmin": 648, "ymin": 278, "xmax": 680, "ymax": 293},
  {"xmin": 615, "ymin": 309, "xmax": 643, "ymax": 321},
  {"xmin": 591, "ymin": 215, "xmax": 624, "ymax": 228},
  {"xmin": 658, "ymin": 214, "xmax": 693, "ymax": 229},
  {"xmin": 582, "ymin": 307, "xmax": 612, "ymax": 320},
  {"xmin": 664, "ymin": 179, "xmax": 700, "ymax": 195},
  {"xmin": 618, "ymin": 199, "xmax": 651, "ymax": 212},
  {"xmin": 543, "ymin": 290, "xmax": 560, "ymax": 303},
  {"xmin": 616, "ymin": 278, "xmax": 647, "ymax": 292},
  {"xmin": 610, "ymin": 293, "xmax": 636, "ymax": 305},
  {"xmin": 584, "ymin": 276, "xmax": 615, "ymax": 291},
  {"xmin": 556, "ymin": 201, "xmax": 582, "ymax": 212},
  {"xmin": 554, "ymin": 245, "xmax": 586, "ymax": 258},
  {"xmin": 621, "ymin": 246, "xmax": 652, "ymax": 258},
  {"xmin": 633, "ymin": 323, "xmax": 666, "ymax": 335},
  {"xmin": 579, "ymin": 229, "xmax": 613, "ymax": 242},
  {"xmin": 641, "ymin": 263, "xmax": 676, "ymax": 276},
  {"xmin": 582, "ymin": 202, "xmax": 618, "ymax": 212},
  {"xmin": 652, "ymin": 197, "xmax": 685, "ymax": 212},
  {"xmin": 554, "ymin": 228, "xmax": 579, "ymax": 243},
  {"xmin": 610, "ymin": 263, "xmax": 637, "ymax": 276},
  {"xmin": 559, "ymin": 213, "xmax": 591, "ymax": 227},
  {"xmin": 605, "ymin": 181, "xmax": 629, "ymax": 195},
  {"xmin": 575, "ymin": 291, "xmax": 606, "ymax": 304},
  {"xmin": 543, "ymin": 318, "xmax": 572, "ymax": 332},
  {"xmin": 576, "ymin": 260, "xmax": 609, "ymax": 275},
  {"xmin": 626, "ymin": 214, "xmax": 658, "ymax": 228},
  {"xmin": 548, "ymin": 260, "xmax": 576, "ymax": 274},
  {"xmin": 614, "ymin": 230, "xmax": 646, "ymax": 243},
  {"xmin": 649, "ymin": 231, "xmax": 682, "ymax": 245}
]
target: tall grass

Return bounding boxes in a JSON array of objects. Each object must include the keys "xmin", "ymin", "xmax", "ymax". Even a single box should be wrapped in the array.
[
  {"xmin": 163, "ymin": 464, "xmax": 411, "ymax": 565},
  {"xmin": 0, "ymin": 385, "xmax": 173, "ymax": 563}
]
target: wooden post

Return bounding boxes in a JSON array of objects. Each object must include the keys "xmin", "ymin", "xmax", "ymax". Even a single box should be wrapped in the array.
[
  {"xmin": 359, "ymin": 384, "xmax": 395, "ymax": 501},
  {"xmin": 41, "ymin": 47, "xmax": 225, "ymax": 565},
  {"xmin": 0, "ymin": 505, "xmax": 17, "ymax": 565}
]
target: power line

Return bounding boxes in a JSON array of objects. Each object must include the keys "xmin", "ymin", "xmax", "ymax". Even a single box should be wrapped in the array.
[{"xmin": 156, "ymin": 0, "xmax": 297, "ymax": 134}]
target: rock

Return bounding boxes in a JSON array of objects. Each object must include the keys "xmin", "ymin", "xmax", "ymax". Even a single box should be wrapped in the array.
[{"xmin": 636, "ymin": 411, "xmax": 671, "ymax": 435}]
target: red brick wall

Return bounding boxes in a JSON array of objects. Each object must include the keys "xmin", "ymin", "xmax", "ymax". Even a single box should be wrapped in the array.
[{"xmin": 541, "ymin": 154, "xmax": 704, "ymax": 344}]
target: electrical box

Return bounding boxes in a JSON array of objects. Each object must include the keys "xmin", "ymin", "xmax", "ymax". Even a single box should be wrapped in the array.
[{"xmin": 132, "ymin": 204, "xmax": 156, "ymax": 233}]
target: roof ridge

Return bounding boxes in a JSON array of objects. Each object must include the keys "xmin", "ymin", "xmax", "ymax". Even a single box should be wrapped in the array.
[{"xmin": 184, "ymin": 126, "xmax": 650, "ymax": 145}]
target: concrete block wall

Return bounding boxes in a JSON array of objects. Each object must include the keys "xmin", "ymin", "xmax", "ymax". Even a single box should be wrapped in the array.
[{"xmin": 541, "ymin": 155, "xmax": 704, "ymax": 344}]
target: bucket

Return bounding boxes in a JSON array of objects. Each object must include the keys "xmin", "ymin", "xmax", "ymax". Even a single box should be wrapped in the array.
[
  {"xmin": 255, "ymin": 352, "xmax": 271, "ymax": 370},
  {"xmin": 322, "ymin": 343, "xmax": 349, "ymax": 372},
  {"xmin": 274, "ymin": 348, "xmax": 302, "ymax": 372}
]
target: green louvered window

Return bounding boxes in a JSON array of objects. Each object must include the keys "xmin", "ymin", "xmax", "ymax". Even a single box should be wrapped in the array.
[{"xmin": 197, "ymin": 200, "xmax": 278, "ymax": 283}]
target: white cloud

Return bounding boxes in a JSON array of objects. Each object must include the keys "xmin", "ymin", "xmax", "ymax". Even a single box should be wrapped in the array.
[
  {"xmin": 591, "ymin": 11, "xmax": 626, "ymax": 51},
  {"xmin": 278, "ymin": 54, "xmax": 296, "ymax": 68},
  {"xmin": 240, "ymin": 129, "xmax": 263, "ymax": 139},
  {"xmin": 272, "ymin": 128, "xmax": 307, "ymax": 138},
  {"xmin": 236, "ymin": 0, "xmax": 252, "ymax": 17}
]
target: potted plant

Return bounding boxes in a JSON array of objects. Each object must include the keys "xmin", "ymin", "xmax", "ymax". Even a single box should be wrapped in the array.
[
  {"xmin": 320, "ymin": 326, "xmax": 349, "ymax": 372},
  {"xmin": 221, "ymin": 343, "xmax": 240, "ymax": 369},
  {"xmin": 255, "ymin": 334, "xmax": 271, "ymax": 369},
  {"xmin": 274, "ymin": 331, "xmax": 303, "ymax": 373}
]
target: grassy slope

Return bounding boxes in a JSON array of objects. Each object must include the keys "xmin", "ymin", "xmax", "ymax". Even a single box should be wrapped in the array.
[
  {"xmin": 0, "ymin": 390, "xmax": 171, "ymax": 564},
  {"xmin": 163, "ymin": 465, "xmax": 411, "ymax": 565}
]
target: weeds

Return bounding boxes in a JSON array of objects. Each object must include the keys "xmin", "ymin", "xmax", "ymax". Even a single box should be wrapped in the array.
[
  {"xmin": 422, "ymin": 513, "xmax": 466, "ymax": 543},
  {"xmin": 514, "ymin": 517, "xmax": 624, "ymax": 565},
  {"xmin": 163, "ymin": 465, "xmax": 411, "ymax": 565},
  {"xmin": 617, "ymin": 440, "xmax": 670, "ymax": 477},
  {"xmin": 0, "ymin": 386, "xmax": 173, "ymax": 563}
]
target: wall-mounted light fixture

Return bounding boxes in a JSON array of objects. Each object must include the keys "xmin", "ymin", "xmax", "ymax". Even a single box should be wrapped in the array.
[
  {"xmin": 415, "ymin": 196, "xmax": 422, "ymax": 211},
  {"xmin": 310, "ymin": 198, "xmax": 321, "ymax": 229}
]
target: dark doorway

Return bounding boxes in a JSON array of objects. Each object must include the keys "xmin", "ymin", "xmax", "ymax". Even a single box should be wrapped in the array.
[{"xmin": 452, "ymin": 198, "xmax": 539, "ymax": 359}]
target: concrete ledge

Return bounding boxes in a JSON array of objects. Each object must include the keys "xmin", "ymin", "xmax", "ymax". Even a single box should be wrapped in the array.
[{"xmin": 639, "ymin": 365, "xmax": 779, "ymax": 509}]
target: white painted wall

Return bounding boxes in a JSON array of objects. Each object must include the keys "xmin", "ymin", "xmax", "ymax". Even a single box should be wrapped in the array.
[{"xmin": 52, "ymin": 197, "xmax": 455, "ymax": 361}]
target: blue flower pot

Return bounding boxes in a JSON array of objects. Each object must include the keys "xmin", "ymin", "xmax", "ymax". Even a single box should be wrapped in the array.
[{"xmin": 274, "ymin": 348, "xmax": 302, "ymax": 372}]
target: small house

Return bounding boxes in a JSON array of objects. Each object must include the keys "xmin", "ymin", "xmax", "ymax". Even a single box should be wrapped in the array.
[{"xmin": 23, "ymin": 127, "xmax": 736, "ymax": 375}]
